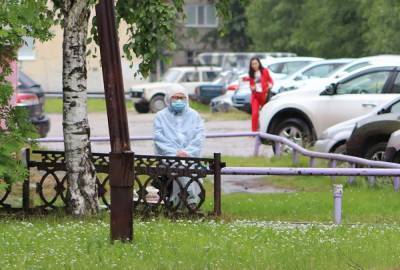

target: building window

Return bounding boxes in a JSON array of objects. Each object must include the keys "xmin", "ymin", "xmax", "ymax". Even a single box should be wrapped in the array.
[{"xmin": 185, "ymin": 4, "xmax": 218, "ymax": 27}]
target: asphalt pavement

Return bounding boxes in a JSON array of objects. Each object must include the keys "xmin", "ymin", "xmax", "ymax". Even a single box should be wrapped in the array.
[{"xmin": 44, "ymin": 112, "xmax": 274, "ymax": 157}]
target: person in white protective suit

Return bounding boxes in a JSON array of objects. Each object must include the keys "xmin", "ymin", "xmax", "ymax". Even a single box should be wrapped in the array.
[{"xmin": 153, "ymin": 88, "xmax": 205, "ymax": 209}]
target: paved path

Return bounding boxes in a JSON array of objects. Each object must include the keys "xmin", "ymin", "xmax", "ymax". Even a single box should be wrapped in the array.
[
  {"xmin": 221, "ymin": 175, "xmax": 293, "ymax": 194},
  {"xmin": 45, "ymin": 112, "xmax": 274, "ymax": 157}
]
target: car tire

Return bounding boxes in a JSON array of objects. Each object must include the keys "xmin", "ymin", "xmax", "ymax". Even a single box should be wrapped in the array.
[
  {"xmin": 364, "ymin": 142, "xmax": 387, "ymax": 161},
  {"xmin": 149, "ymin": 95, "xmax": 166, "ymax": 113},
  {"xmin": 134, "ymin": 102, "xmax": 150, "ymax": 114},
  {"xmin": 273, "ymin": 118, "xmax": 312, "ymax": 147}
]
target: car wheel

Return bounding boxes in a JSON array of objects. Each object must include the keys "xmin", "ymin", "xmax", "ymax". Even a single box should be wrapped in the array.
[
  {"xmin": 364, "ymin": 142, "xmax": 387, "ymax": 161},
  {"xmin": 134, "ymin": 102, "xmax": 150, "ymax": 114},
  {"xmin": 149, "ymin": 95, "xmax": 166, "ymax": 113},
  {"xmin": 274, "ymin": 118, "xmax": 312, "ymax": 148}
]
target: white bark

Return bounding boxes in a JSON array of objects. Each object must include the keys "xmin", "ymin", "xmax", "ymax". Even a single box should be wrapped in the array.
[{"xmin": 62, "ymin": 0, "xmax": 98, "ymax": 215}]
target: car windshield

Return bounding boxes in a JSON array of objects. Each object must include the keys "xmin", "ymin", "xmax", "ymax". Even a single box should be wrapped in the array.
[{"xmin": 162, "ymin": 69, "xmax": 182, "ymax": 83}]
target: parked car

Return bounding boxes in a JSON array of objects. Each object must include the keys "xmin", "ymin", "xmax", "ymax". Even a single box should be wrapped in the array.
[
  {"xmin": 232, "ymin": 57, "xmax": 323, "ymax": 113},
  {"xmin": 221, "ymin": 52, "xmax": 297, "ymax": 71},
  {"xmin": 272, "ymin": 59, "xmax": 354, "ymax": 93},
  {"xmin": 193, "ymin": 70, "xmax": 243, "ymax": 104},
  {"xmin": 130, "ymin": 66, "xmax": 221, "ymax": 113},
  {"xmin": 17, "ymin": 71, "xmax": 50, "ymax": 137},
  {"xmin": 259, "ymin": 62, "xmax": 400, "ymax": 146},
  {"xmin": 315, "ymin": 96, "xmax": 400, "ymax": 154},
  {"xmin": 286, "ymin": 55, "xmax": 400, "ymax": 93},
  {"xmin": 196, "ymin": 52, "xmax": 297, "ymax": 70},
  {"xmin": 384, "ymin": 130, "xmax": 400, "ymax": 162},
  {"xmin": 210, "ymin": 91, "xmax": 235, "ymax": 113},
  {"xmin": 346, "ymin": 113, "xmax": 400, "ymax": 161}
]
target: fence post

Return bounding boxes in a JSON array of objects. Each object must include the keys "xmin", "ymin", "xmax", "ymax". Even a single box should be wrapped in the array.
[
  {"xmin": 393, "ymin": 177, "xmax": 400, "ymax": 192},
  {"xmin": 333, "ymin": 184, "xmax": 343, "ymax": 225},
  {"xmin": 274, "ymin": 142, "xmax": 282, "ymax": 157},
  {"xmin": 308, "ymin": 157, "xmax": 316, "ymax": 167},
  {"xmin": 253, "ymin": 134, "xmax": 261, "ymax": 157},
  {"xmin": 347, "ymin": 163, "xmax": 356, "ymax": 185},
  {"xmin": 329, "ymin": 159, "xmax": 337, "ymax": 181},
  {"xmin": 292, "ymin": 149, "xmax": 299, "ymax": 165},
  {"xmin": 213, "ymin": 153, "xmax": 222, "ymax": 216},
  {"xmin": 21, "ymin": 148, "xmax": 30, "ymax": 212}
]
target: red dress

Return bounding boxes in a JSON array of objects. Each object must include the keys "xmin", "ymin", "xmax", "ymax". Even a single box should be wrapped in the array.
[{"xmin": 248, "ymin": 68, "xmax": 273, "ymax": 131}]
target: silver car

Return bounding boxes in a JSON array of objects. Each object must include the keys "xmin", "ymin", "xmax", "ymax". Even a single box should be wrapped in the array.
[{"xmin": 315, "ymin": 96, "xmax": 400, "ymax": 154}]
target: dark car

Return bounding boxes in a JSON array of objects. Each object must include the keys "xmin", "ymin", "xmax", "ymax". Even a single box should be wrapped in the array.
[
  {"xmin": 346, "ymin": 107, "xmax": 400, "ymax": 160},
  {"xmin": 192, "ymin": 70, "xmax": 242, "ymax": 105},
  {"xmin": 194, "ymin": 83, "xmax": 225, "ymax": 104},
  {"xmin": 17, "ymin": 71, "xmax": 50, "ymax": 137}
]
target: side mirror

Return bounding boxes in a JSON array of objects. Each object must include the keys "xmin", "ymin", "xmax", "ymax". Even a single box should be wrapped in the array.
[
  {"xmin": 321, "ymin": 83, "xmax": 337, "ymax": 96},
  {"xmin": 377, "ymin": 108, "xmax": 387, "ymax": 115}
]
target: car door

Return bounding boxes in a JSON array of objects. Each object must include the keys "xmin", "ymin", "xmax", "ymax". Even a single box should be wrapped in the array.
[
  {"xmin": 312, "ymin": 69, "xmax": 398, "ymax": 136},
  {"xmin": 179, "ymin": 71, "xmax": 200, "ymax": 95}
]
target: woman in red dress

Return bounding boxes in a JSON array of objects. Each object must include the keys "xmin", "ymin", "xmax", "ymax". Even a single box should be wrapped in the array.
[{"xmin": 247, "ymin": 57, "xmax": 274, "ymax": 132}]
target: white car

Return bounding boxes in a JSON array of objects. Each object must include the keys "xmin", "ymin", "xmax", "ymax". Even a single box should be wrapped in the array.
[
  {"xmin": 261, "ymin": 57, "xmax": 324, "ymax": 80},
  {"xmin": 315, "ymin": 96, "xmax": 400, "ymax": 153},
  {"xmin": 130, "ymin": 66, "xmax": 221, "ymax": 113},
  {"xmin": 272, "ymin": 59, "xmax": 354, "ymax": 93},
  {"xmin": 282, "ymin": 55, "xmax": 400, "ymax": 93},
  {"xmin": 259, "ymin": 62, "xmax": 400, "ymax": 146}
]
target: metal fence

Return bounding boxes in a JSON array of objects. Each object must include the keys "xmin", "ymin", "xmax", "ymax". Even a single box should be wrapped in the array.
[
  {"xmin": 27, "ymin": 131, "xmax": 400, "ymax": 223},
  {"xmin": 0, "ymin": 149, "xmax": 225, "ymax": 216}
]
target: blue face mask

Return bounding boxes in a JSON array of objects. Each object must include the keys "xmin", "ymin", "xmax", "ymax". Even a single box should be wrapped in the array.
[{"xmin": 171, "ymin": 100, "xmax": 187, "ymax": 113}]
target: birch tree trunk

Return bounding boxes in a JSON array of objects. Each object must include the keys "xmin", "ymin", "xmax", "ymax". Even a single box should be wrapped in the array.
[{"xmin": 61, "ymin": 1, "xmax": 98, "ymax": 216}]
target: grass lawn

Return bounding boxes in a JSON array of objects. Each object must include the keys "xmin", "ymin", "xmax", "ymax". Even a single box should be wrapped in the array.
[
  {"xmin": 45, "ymin": 98, "xmax": 251, "ymax": 121},
  {"xmin": 1, "ymin": 216, "xmax": 400, "ymax": 269},
  {"xmin": 2, "ymin": 155, "xmax": 400, "ymax": 269},
  {"xmin": 45, "ymin": 98, "xmax": 132, "ymax": 114}
]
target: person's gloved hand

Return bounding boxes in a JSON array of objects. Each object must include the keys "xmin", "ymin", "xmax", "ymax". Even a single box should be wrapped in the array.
[{"xmin": 177, "ymin": 150, "xmax": 189, "ymax": 157}]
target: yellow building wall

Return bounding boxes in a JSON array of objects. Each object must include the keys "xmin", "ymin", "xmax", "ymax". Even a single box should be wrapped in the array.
[{"xmin": 20, "ymin": 21, "xmax": 146, "ymax": 93}]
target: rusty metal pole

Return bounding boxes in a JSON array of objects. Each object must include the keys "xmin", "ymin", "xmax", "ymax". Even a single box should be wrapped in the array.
[
  {"xmin": 96, "ymin": 0, "xmax": 134, "ymax": 242},
  {"xmin": 213, "ymin": 153, "xmax": 222, "ymax": 216}
]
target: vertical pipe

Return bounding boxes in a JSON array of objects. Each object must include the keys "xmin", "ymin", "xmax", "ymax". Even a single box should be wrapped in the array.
[
  {"xmin": 347, "ymin": 163, "xmax": 356, "ymax": 185},
  {"xmin": 308, "ymin": 157, "xmax": 316, "ymax": 168},
  {"xmin": 329, "ymin": 159, "xmax": 337, "ymax": 181},
  {"xmin": 333, "ymin": 184, "xmax": 343, "ymax": 225},
  {"xmin": 394, "ymin": 176, "xmax": 400, "ymax": 192},
  {"xmin": 292, "ymin": 149, "xmax": 299, "ymax": 165},
  {"xmin": 21, "ymin": 148, "xmax": 30, "ymax": 212},
  {"xmin": 274, "ymin": 142, "xmax": 282, "ymax": 157},
  {"xmin": 213, "ymin": 153, "xmax": 222, "ymax": 216},
  {"xmin": 253, "ymin": 134, "xmax": 261, "ymax": 157},
  {"xmin": 368, "ymin": 176, "xmax": 376, "ymax": 186}
]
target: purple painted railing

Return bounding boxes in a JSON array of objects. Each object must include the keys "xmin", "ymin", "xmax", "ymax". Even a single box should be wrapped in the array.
[{"xmin": 34, "ymin": 131, "xmax": 400, "ymax": 224}]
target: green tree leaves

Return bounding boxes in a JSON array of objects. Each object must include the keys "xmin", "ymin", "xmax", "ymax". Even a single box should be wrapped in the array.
[
  {"xmin": 0, "ymin": 0, "xmax": 53, "ymax": 188},
  {"xmin": 247, "ymin": 0, "xmax": 400, "ymax": 57}
]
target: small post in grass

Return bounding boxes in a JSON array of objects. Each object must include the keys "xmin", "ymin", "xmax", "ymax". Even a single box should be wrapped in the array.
[
  {"xmin": 96, "ymin": 0, "xmax": 134, "ymax": 242},
  {"xmin": 333, "ymin": 184, "xmax": 343, "ymax": 225}
]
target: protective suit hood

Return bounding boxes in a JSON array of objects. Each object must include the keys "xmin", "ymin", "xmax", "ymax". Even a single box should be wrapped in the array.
[{"xmin": 165, "ymin": 88, "xmax": 190, "ymax": 114}]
